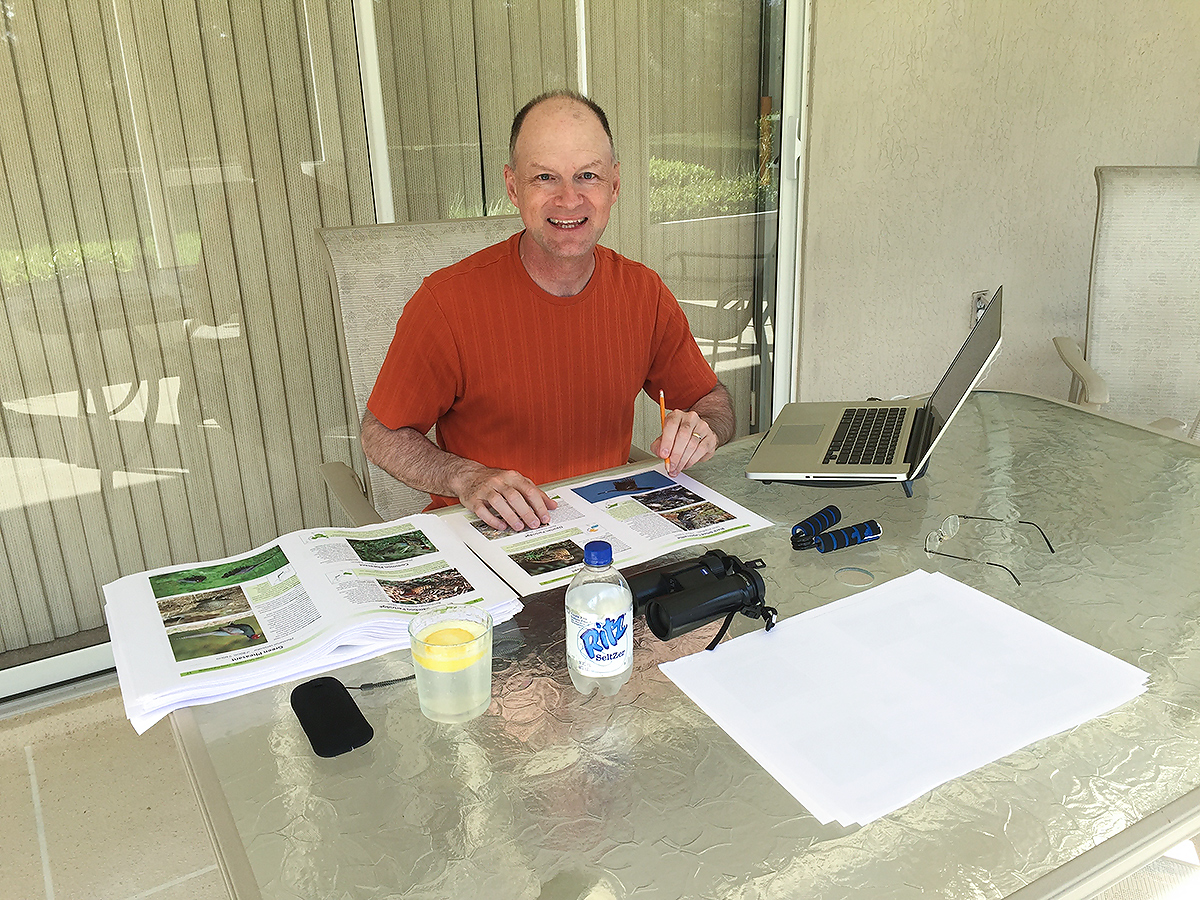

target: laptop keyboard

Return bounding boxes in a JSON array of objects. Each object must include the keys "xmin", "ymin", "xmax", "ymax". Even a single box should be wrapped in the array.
[{"xmin": 824, "ymin": 407, "xmax": 907, "ymax": 466}]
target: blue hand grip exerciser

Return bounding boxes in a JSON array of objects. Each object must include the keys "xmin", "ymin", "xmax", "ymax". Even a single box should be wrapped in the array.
[
  {"xmin": 813, "ymin": 519, "xmax": 881, "ymax": 553},
  {"xmin": 792, "ymin": 505, "xmax": 841, "ymax": 539}
]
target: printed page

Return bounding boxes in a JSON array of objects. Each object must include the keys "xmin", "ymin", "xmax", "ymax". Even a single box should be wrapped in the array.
[
  {"xmin": 445, "ymin": 464, "xmax": 772, "ymax": 595},
  {"xmin": 106, "ymin": 540, "xmax": 342, "ymax": 732},
  {"xmin": 574, "ymin": 467, "xmax": 771, "ymax": 555},
  {"xmin": 444, "ymin": 487, "xmax": 638, "ymax": 594},
  {"xmin": 284, "ymin": 515, "xmax": 521, "ymax": 632}
]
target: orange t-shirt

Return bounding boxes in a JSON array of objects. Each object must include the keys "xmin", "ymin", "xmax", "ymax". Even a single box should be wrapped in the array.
[{"xmin": 367, "ymin": 232, "xmax": 718, "ymax": 507}]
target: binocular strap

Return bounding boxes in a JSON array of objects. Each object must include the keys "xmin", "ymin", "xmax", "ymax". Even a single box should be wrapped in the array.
[{"xmin": 705, "ymin": 601, "xmax": 778, "ymax": 651}]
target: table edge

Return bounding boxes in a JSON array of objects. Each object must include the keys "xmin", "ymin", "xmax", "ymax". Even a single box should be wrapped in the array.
[
  {"xmin": 172, "ymin": 707, "xmax": 263, "ymax": 900},
  {"xmin": 1007, "ymin": 783, "xmax": 1200, "ymax": 900}
]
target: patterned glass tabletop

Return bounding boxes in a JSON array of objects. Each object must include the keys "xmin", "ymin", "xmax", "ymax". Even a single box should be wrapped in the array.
[{"xmin": 175, "ymin": 392, "xmax": 1200, "ymax": 900}]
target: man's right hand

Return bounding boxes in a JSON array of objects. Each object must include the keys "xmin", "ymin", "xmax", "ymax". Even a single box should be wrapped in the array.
[
  {"xmin": 361, "ymin": 411, "xmax": 555, "ymax": 530},
  {"xmin": 452, "ymin": 463, "xmax": 557, "ymax": 532}
]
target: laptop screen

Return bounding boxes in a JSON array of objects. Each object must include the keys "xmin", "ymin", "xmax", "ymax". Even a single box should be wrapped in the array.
[{"xmin": 924, "ymin": 288, "xmax": 1003, "ymax": 437}]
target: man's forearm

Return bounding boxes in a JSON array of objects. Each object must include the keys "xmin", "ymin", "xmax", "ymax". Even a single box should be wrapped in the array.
[
  {"xmin": 360, "ymin": 410, "xmax": 476, "ymax": 499},
  {"xmin": 360, "ymin": 410, "xmax": 555, "ymax": 530},
  {"xmin": 690, "ymin": 381, "xmax": 736, "ymax": 446}
]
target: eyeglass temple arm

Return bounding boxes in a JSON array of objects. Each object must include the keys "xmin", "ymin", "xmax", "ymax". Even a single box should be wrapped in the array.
[
  {"xmin": 927, "ymin": 549, "xmax": 1022, "ymax": 586},
  {"xmin": 1017, "ymin": 520, "xmax": 1055, "ymax": 552},
  {"xmin": 957, "ymin": 515, "xmax": 1055, "ymax": 553}
]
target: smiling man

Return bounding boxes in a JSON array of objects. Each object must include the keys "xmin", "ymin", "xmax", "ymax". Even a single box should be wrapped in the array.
[{"xmin": 361, "ymin": 91, "xmax": 734, "ymax": 531}]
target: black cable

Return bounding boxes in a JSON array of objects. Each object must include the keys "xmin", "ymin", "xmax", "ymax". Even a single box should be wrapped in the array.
[{"xmin": 344, "ymin": 675, "xmax": 415, "ymax": 691}]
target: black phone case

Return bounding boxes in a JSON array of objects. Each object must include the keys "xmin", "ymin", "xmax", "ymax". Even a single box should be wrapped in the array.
[{"xmin": 290, "ymin": 676, "xmax": 374, "ymax": 757}]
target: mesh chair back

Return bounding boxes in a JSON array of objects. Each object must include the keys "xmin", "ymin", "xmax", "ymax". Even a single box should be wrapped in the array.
[
  {"xmin": 1085, "ymin": 167, "xmax": 1200, "ymax": 430},
  {"xmin": 317, "ymin": 216, "xmax": 523, "ymax": 520}
]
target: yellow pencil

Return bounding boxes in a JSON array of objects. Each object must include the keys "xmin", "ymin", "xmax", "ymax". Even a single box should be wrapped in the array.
[{"xmin": 659, "ymin": 389, "xmax": 671, "ymax": 469}]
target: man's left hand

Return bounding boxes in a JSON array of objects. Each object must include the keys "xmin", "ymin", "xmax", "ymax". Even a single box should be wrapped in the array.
[{"xmin": 652, "ymin": 408, "xmax": 717, "ymax": 477}]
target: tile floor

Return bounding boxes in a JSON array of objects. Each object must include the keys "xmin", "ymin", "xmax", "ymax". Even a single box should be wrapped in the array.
[
  {"xmin": 1, "ymin": 672, "xmax": 226, "ymax": 900},
  {"xmin": 4, "ymin": 672, "xmax": 1200, "ymax": 900}
]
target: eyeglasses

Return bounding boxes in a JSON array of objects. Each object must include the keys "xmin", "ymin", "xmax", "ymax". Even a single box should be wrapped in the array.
[{"xmin": 924, "ymin": 514, "xmax": 1054, "ymax": 585}]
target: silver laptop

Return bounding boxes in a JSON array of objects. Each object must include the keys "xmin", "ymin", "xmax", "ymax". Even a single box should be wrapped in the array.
[{"xmin": 746, "ymin": 287, "xmax": 1002, "ymax": 484}]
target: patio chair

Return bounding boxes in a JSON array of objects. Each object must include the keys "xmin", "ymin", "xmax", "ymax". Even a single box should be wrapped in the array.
[
  {"xmin": 1053, "ymin": 166, "xmax": 1200, "ymax": 440},
  {"xmin": 316, "ymin": 216, "xmax": 524, "ymax": 525}
]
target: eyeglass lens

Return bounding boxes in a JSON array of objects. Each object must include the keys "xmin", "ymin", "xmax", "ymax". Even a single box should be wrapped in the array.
[{"xmin": 923, "ymin": 515, "xmax": 961, "ymax": 552}]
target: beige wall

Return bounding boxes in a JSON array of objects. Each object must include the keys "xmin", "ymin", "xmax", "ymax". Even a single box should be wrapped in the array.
[{"xmin": 797, "ymin": 0, "xmax": 1200, "ymax": 402}]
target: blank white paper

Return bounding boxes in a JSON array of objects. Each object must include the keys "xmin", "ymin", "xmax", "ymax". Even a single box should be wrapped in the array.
[{"xmin": 659, "ymin": 570, "xmax": 1148, "ymax": 826}]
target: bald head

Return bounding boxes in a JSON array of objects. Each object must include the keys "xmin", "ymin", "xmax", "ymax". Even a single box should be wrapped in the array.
[{"xmin": 509, "ymin": 91, "xmax": 615, "ymax": 166}]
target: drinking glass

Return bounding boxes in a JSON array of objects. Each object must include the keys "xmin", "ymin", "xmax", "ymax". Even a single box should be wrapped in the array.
[{"xmin": 408, "ymin": 605, "xmax": 493, "ymax": 723}]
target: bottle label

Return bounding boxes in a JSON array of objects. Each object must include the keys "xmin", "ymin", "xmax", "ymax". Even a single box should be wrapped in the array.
[{"xmin": 566, "ymin": 608, "xmax": 632, "ymax": 676}]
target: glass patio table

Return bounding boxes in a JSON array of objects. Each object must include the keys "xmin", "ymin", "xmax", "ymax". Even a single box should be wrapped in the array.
[{"xmin": 172, "ymin": 392, "xmax": 1200, "ymax": 900}]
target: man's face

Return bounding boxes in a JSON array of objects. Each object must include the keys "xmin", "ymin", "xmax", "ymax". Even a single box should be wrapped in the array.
[{"xmin": 504, "ymin": 98, "xmax": 620, "ymax": 269}]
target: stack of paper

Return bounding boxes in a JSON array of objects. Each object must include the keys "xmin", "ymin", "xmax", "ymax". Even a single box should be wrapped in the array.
[
  {"xmin": 106, "ymin": 516, "xmax": 520, "ymax": 734},
  {"xmin": 660, "ymin": 570, "xmax": 1149, "ymax": 826}
]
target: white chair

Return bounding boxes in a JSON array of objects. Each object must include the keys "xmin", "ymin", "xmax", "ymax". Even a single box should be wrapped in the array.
[
  {"xmin": 316, "ymin": 216, "xmax": 524, "ymax": 525},
  {"xmin": 1054, "ymin": 166, "xmax": 1200, "ymax": 440}
]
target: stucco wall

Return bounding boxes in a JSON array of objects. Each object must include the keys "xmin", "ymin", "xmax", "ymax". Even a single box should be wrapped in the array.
[{"xmin": 797, "ymin": 1, "xmax": 1200, "ymax": 402}]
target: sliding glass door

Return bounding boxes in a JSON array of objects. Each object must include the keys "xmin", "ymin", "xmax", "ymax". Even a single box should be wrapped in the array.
[
  {"xmin": 0, "ymin": 0, "xmax": 370, "ymax": 679},
  {"xmin": 360, "ymin": 0, "xmax": 785, "ymax": 443}
]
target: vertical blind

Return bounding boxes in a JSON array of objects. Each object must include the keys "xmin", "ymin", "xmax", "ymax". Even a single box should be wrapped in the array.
[
  {"xmin": 0, "ymin": 0, "xmax": 765, "ymax": 663},
  {"xmin": 0, "ymin": 0, "xmax": 371, "ymax": 658}
]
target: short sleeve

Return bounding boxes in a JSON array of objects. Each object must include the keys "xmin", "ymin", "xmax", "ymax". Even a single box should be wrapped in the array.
[
  {"xmin": 366, "ymin": 283, "xmax": 462, "ymax": 433},
  {"xmin": 642, "ymin": 279, "xmax": 719, "ymax": 410}
]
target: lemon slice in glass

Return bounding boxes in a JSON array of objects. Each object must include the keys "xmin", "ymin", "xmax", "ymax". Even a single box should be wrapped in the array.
[{"xmin": 413, "ymin": 621, "xmax": 487, "ymax": 672}]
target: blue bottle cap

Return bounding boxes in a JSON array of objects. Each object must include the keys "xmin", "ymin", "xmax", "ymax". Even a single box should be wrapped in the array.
[{"xmin": 583, "ymin": 541, "xmax": 613, "ymax": 566}]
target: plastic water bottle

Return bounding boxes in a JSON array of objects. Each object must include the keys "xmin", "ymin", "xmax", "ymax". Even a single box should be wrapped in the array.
[{"xmin": 565, "ymin": 541, "xmax": 633, "ymax": 696}]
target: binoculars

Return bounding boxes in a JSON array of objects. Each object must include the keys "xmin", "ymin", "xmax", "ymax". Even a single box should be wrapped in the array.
[{"xmin": 628, "ymin": 549, "xmax": 775, "ymax": 648}]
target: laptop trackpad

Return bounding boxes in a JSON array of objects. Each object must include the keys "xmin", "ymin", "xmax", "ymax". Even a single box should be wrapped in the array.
[{"xmin": 773, "ymin": 423, "xmax": 825, "ymax": 446}]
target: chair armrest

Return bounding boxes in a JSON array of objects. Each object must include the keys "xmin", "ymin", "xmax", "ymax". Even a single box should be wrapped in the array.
[
  {"xmin": 320, "ymin": 461, "xmax": 385, "ymax": 526},
  {"xmin": 1148, "ymin": 417, "xmax": 1188, "ymax": 437},
  {"xmin": 627, "ymin": 444, "xmax": 657, "ymax": 463},
  {"xmin": 1052, "ymin": 337, "xmax": 1110, "ymax": 410}
]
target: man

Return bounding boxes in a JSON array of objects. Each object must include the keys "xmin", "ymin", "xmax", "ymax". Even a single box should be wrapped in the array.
[{"xmin": 362, "ymin": 91, "xmax": 734, "ymax": 532}]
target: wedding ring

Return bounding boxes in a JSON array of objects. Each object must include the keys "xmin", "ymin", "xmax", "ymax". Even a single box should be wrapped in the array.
[{"xmin": 691, "ymin": 431, "xmax": 703, "ymax": 441}]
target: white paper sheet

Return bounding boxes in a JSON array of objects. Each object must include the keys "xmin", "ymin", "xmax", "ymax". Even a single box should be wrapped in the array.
[{"xmin": 659, "ymin": 570, "xmax": 1149, "ymax": 826}]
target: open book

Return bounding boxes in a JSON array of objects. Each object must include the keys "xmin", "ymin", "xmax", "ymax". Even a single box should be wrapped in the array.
[{"xmin": 105, "ymin": 465, "xmax": 771, "ymax": 732}]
